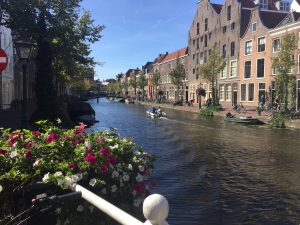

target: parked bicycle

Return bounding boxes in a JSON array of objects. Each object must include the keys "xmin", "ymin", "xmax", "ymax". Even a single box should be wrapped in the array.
[{"xmin": 232, "ymin": 104, "xmax": 247, "ymax": 114}]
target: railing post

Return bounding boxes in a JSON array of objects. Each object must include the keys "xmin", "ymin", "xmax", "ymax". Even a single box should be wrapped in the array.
[{"xmin": 143, "ymin": 194, "xmax": 169, "ymax": 225}]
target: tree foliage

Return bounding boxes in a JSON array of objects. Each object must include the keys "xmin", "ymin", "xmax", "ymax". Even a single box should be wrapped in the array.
[
  {"xmin": 129, "ymin": 74, "xmax": 138, "ymax": 98},
  {"xmin": 169, "ymin": 56, "xmax": 186, "ymax": 101},
  {"xmin": 151, "ymin": 72, "xmax": 161, "ymax": 99},
  {"xmin": 272, "ymin": 32, "xmax": 297, "ymax": 112},
  {"xmin": 198, "ymin": 43, "xmax": 225, "ymax": 106},
  {"xmin": 138, "ymin": 71, "xmax": 147, "ymax": 98}
]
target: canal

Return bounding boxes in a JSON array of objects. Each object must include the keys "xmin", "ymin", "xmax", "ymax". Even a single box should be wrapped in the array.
[{"xmin": 89, "ymin": 98, "xmax": 300, "ymax": 225}]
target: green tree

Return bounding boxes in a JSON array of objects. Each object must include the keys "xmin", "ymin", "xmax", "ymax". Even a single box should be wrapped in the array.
[
  {"xmin": 198, "ymin": 43, "xmax": 226, "ymax": 106},
  {"xmin": 123, "ymin": 77, "xmax": 129, "ymax": 96},
  {"xmin": 138, "ymin": 71, "xmax": 147, "ymax": 99},
  {"xmin": 129, "ymin": 74, "xmax": 138, "ymax": 99},
  {"xmin": 152, "ymin": 71, "xmax": 161, "ymax": 99},
  {"xmin": 169, "ymin": 56, "xmax": 186, "ymax": 102},
  {"xmin": 272, "ymin": 33, "xmax": 297, "ymax": 112}
]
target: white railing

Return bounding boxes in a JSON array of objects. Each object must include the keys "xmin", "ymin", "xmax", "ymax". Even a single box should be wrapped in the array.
[{"xmin": 72, "ymin": 184, "xmax": 169, "ymax": 225}]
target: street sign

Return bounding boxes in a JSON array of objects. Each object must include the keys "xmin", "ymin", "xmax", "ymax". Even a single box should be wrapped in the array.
[{"xmin": 0, "ymin": 48, "xmax": 8, "ymax": 72}]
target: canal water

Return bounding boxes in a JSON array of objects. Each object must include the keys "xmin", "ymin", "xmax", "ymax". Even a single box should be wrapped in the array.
[{"xmin": 89, "ymin": 98, "xmax": 300, "ymax": 225}]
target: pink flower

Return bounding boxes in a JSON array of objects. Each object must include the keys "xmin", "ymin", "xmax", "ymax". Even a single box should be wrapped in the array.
[
  {"xmin": 8, "ymin": 140, "xmax": 15, "ymax": 147},
  {"xmin": 99, "ymin": 147, "xmax": 111, "ymax": 157},
  {"xmin": 96, "ymin": 137, "xmax": 105, "ymax": 143},
  {"xmin": 45, "ymin": 133, "xmax": 58, "ymax": 143},
  {"xmin": 74, "ymin": 140, "xmax": 80, "ymax": 145},
  {"xmin": 84, "ymin": 154, "xmax": 97, "ymax": 166},
  {"xmin": 0, "ymin": 149, "xmax": 7, "ymax": 155},
  {"xmin": 107, "ymin": 156, "xmax": 117, "ymax": 166},
  {"xmin": 99, "ymin": 163, "xmax": 109, "ymax": 173},
  {"xmin": 133, "ymin": 183, "xmax": 144, "ymax": 194},
  {"xmin": 25, "ymin": 151, "xmax": 31, "ymax": 160},
  {"xmin": 32, "ymin": 131, "xmax": 41, "ymax": 136},
  {"xmin": 68, "ymin": 163, "xmax": 77, "ymax": 169},
  {"xmin": 26, "ymin": 142, "xmax": 34, "ymax": 149},
  {"xmin": 86, "ymin": 148, "xmax": 93, "ymax": 153},
  {"xmin": 74, "ymin": 123, "xmax": 86, "ymax": 134}
]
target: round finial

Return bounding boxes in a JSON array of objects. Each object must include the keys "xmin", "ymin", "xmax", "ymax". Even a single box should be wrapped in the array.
[{"xmin": 143, "ymin": 194, "xmax": 169, "ymax": 225}]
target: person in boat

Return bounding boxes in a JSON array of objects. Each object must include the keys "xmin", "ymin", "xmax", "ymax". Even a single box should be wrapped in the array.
[
  {"xmin": 151, "ymin": 106, "xmax": 157, "ymax": 113},
  {"xmin": 157, "ymin": 106, "xmax": 162, "ymax": 116},
  {"xmin": 226, "ymin": 111, "xmax": 235, "ymax": 118}
]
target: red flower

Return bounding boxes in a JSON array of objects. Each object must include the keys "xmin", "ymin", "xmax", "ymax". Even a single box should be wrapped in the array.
[
  {"xmin": 100, "ymin": 147, "xmax": 111, "ymax": 157},
  {"xmin": 8, "ymin": 140, "xmax": 15, "ymax": 147},
  {"xmin": 25, "ymin": 151, "xmax": 31, "ymax": 160},
  {"xmin": 86, "ymin": 148, "xmax": 93, "ymax": 153},
  {"xmin": 0, "ymin": 149, "xmax": 7, "ymax": 155},
  {"xmin": 99, "ymin": 163, "xmax": 109, "ymax": 173},
  {"xmin": 84, "ymin": 154, "xmax": 97, "ymax": 166},
  {"xmin": 32, "ymin": 131, "xmax": 41, "ymax": 136},
  {"xmin": 133, "ymin": 183, "xmax": 144, "ymax": 194},
  {"xmin": 68, "ymin": 163, "xmax": 77, "ymax": 169},
  {"xmin": 26, "ymin": 142, "xmax": 34, "ymax": 149},
  {"xmin": 45, "ymin": 133, "xmax": 58, "ymax": 143},
  {"xmin": 107, "ymin": 156, "xmax": 117, "ymax": 166}
]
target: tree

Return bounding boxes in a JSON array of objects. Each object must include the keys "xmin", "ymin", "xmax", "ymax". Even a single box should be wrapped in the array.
[
  {"xmin": 151, "ymin": 72, "xmax": 161, "ymax": 100},
  {"xmin": 272, "ymin": 32, "xmax": 297, "ymax": 113},
  {"xmin": 123, "ymin": 77, "xmax": 129, "ymax": 96},
  {"xmin": 138, "ymin": 71, "xmax": 147, "ymax": 100},
  {"xmin": 169, "ymin": 56, "xmax": 186, "ymax": 102},
  {"xmin": 129, "ymin": 74, "xmax": 138, "ymax": 99},
  {"xmin": 198, "ymin": 43, "xmax": 226, "ymax": 106}
]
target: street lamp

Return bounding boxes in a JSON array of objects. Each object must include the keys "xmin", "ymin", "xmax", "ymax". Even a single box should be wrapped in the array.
[{"xmin": 14, "ymin": 39, "xmax": 33, "ymax": 129}]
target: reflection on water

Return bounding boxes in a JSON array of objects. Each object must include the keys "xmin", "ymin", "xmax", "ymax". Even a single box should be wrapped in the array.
[{"xmin": 89, "ymin": 98, "xmax": 300, "ymax": 225}]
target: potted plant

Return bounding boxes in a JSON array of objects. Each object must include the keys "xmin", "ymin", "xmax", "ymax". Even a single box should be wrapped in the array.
[{"xmin": 256, "ymin": 106, "xmax": 262, "ymax": 115}]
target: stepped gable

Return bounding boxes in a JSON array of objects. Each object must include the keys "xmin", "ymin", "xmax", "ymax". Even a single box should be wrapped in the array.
[
  {"xmin": 160, "ymin": 47, "xmax": 188, "ymax": 63},
  {"xmin": 210, "ymin": 3, "xmax": 223, "ymax": 14},
  {"xmin": 260, "ymin": 10, "xmax": 288, "ymax": 28},
  {"xmin": 240, "ymin": 8, "xmax": 252, "ymax": 37},
  {"xmin": 239, "ymin": 0, "xmax": 256, "ymax": 8}
]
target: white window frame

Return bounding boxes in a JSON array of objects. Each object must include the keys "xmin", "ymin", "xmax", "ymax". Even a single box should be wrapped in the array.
[
  {"xmin": 240, "ymin": 83, "xmax": 247, "ymax": 102},
  {"xmin": 245, "ymin": 40, "xmax": 253, "ymax": 55},
  {"xmin": 252, "ymin": 22, "xmax": 257, "ymax": 32},
  {"xmin": 257, "ymin": 36, "xmax": 266, "ymax": 53},
  {"xmin": 220, "ymin": 63, "xmax": 227, "ymax": 79},
  {"xmin": 272, "ymin": 38, "xmax": 280, "ymax": 53},
  {"xmin": 226, "ymin": 84, "xmax": 231, "ymax": 102},
  {"xmin": 256, "ymin": 58, "xmax": 265, "ymax": 79},
  {"xmin": 244, "ymin": 60, "xmax": 252, "ymax": 79},
  {"xmin": 220, "ymin": 85, "xmax": 225, "ymax": 101},
  {"xmin": 248, "ymin": 83, "xmax": 255, "ymax": 102},
  {"xmin": 230, "ymin": 60, "xmax": 237, "ymax": 78}
]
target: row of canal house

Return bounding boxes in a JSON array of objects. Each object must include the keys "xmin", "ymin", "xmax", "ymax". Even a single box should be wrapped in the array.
[{"xmin": 117, "ymin": 0, "xmax": 300, "ymax": 109}]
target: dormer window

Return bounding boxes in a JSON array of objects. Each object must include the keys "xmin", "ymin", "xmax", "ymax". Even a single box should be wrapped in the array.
[{"xmin": 259, "ymin": 0, "xmax": 268, "ymax": 9}]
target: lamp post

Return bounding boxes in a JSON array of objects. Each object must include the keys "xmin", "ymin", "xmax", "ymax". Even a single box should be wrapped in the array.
[{"xmin": 15, "ymin": 39, "xmax": 33, "ymax": 129}]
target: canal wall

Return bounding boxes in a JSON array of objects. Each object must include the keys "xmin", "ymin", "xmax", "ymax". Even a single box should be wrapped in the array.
[{"xmin": 139, "ymin": 101, "xmax": 300, "ymax": 129}]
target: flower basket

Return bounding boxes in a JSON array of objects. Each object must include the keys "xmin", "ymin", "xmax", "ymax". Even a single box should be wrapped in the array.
[{"xmin": 0, "ymin": 121, "xmax": 156, "ymax": 225}]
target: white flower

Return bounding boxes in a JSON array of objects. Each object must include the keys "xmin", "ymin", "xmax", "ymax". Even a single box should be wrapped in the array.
[
  {"xmin": 56, "ymin": 118, "xmax": 62, "ymax": 124},
  {"xmin": 136, "ymin": 174, "xmax": 143, "ymax": 182},
  {"xmin": 123, "ymin": 174, "xmax": 130, "ymax": 182},
  {"xmin": 57, "ymin": 179, "xmax": 64, "ymax": 186},
  {"xmin": 84, "ymin": 141, "xmax": 92, "ymax": 148},
  {"xmin": 128, "ymin": 164, "xmax": 133, "ymax": 171},
  {"xmin": 110, "ymin": 144, "xmax": 118, "ymax": 150},
  {"xmin": 63, "ymin": 219, "xmax": 70, "ymax": 225},
  {"xmin": 132, "ymin": 156, "xmax": 138, "ymax": 162},
  {"xmin": 55, "ymin": 208, "xmax": 61, "ymax": 214},
  {"xmin": 112, "ymin": 170, "xmax": 119, "ymax": 178},
  {"xmin": 42, "ymin": 173, "xmax": 50, "ymax": 183},
  {"xmin": 106, "ymin": 138, "xmax": 113, "ymax": 142},
  {"xmin": 138, "ymin": 165, "xmax": 145, "ymax": 172},
  {"xmin": 101, "ymin": 188, "xmax": 107, "ymax": 195},
  {"xmin": 54, "ymin": 171, "xmax": 62, "ymax": 177},
  {"xmin": 10, "ymin": 151, "xmax": 17, "ymax": 158},
  {"xmin": 89, "ymin": 205, "xmax": 95, "ymax": 213},
  {"xmin": 33, "ymin": 159, "xmax": 42, "ymax": 167},
  {"xmin": 111, "ymin": 185, "xmax": 117, "ymax": 193},
  {"xmin": 100, "ymin": 180, "xmax": 106, "ymax": 185},
  {"xmin": 133, "ymin": 198, "xmax": 143, "ymax": 207},
  {"xmin": 0, "ymin": 185, "xmax": 3, "ymax": 192},
  {"xmin": 89, "ymin": 178, "xmax": 97, "ymax": 187},
  {"xmin": 77, "ymin": 205, "xmax": 83, "ymax": 212}
]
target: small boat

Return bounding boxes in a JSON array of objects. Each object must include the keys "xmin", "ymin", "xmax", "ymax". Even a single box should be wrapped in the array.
[
  {"xmin": 225, "ymin": 116, "xmax": 262, "ymax": 124},
  {"xmin": 146, "ymin": 109, "xmax": 167, "ymax": 118},
  {"xmin": 125, "ymin": 98, "xmax": 135, "ymax": 104},
  {"xmin": 114, "ymin": 97, "xmax": 125, "ymax": 103}
]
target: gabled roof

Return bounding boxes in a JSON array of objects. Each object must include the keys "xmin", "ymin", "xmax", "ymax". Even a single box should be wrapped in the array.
[
  {"xmin": 274, "ymin": 11, "xmax": 300, "ymax": 28},
  {"xmin": 160, "ymin": 47, "xmax": 188, "ymax": 64},
  {"xmin": 211, "ymin": 3, "xmax": 223, "ymax": 14},
  {"xmin": 260, "ymin": 10, "xmax": 288, "ymax": 29},
  {"xmin": 125, "ymin": 68, "xmax": 140, "ymax": 76},
  {"xmin": 153, "ymin": 53, "xmax": 168, "ymax": 64},
  {"xmin": 239, "ymin": 0, "xmax": 256, "ymax": 8},
  {"xmin": 240, "ymin": 8, "xmax": 252, "ymax": 37}
]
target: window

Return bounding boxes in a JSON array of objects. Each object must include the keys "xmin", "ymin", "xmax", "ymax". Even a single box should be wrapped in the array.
[
  {"xmin": 196, "ymin": 38, "xmax": 199, "ymax": 50},
  {"xmin": 209, "ymin": 32, "xmax": 212, "ymax": 39},
  {"xmin": 196, "ymin": 53, "xmax": 199, "ymax": 65},
  {"xmin": 220, "ymin": 85, "xmax": 225, "ymax": 101},
  {"xmin": 204, "ymin": 51, "xmax": 208, "ymax": 63},
  {"xmin": 209, "ymin": 49, "xmax": 211, "ymax": 55},
  {"xmin": 230, "ymin": 42, "xmax": 235, "ymax": 57},
  {"xmin": 196, "ymin": 23, "xmax": 200, "ymax": 35},
  {"xmin": 258, "ymin": 37, "xmax": 265, "ymax": 52},
  {"xmin": 230, "ymin": 60, "xmax": 237, "ymax": 77},
  {"xmin": 241, "ymin": 84, "xmax": 246, "ymax": 101},
  {"xmin": 193, "ymin": 39, "xmax": 195, "ymax": 46},
  {"xmin": 257, "ymin": 58, "xmax": 265, "ymax": 78},
  {"xmin": 248, "ymin": 83, "xmax": 254, "ymax": 101},
  {"xmin": 227, "ymin": 5, "xmax": 231, "ymax": 21},
  {"xmin": 220, "ymin": 63, "xmax": 227, "ymax": 79},
  {"xmin": 222, "ymin": 44, "xmax": 227, "ymax": 58},
  {"xmin": 204, "ymin": 35, "xmax": 208, "ymax": 47},
  {"xmin": 200, "ymin": 52, "xmax": 203, "ymax": 58},
  {"xmin": 258, "ymin": 83, "xmax": 266, "ymax": 104},
  {"xmin": 205, "ymin": 18, "xmax": 208, "ymax": 31},
  {"xmin": 223, "ymin": 26, "xmax": 227, "ymax": 33},
  {"xmin": 200, "ymin": 36, "xmax": 203, "ymax": 42},
  {"xmin": 231, "ymin": 22, "xmax": 235, "ymax": 30},
  {"xmin": 193, "ymin": 54, "xmax": 195, "ymax": 60},
  {"xmin": 244, "ymin": 61, "xmax": 251, "ymax": 79},
  {"xmin": 272, "ymin": 65, "xmax": 277, "ymax": 75},
  {"xmin": 280, "ymin": 2, "xmax": 290, "ymax": 11},
  {"xmin": 260, "ymin": 0, "xmax": 268, "ymax": 9},
  {"xmin": 273, "ymin": 38, "xmax": 280, "ymax": 52},
  {"xmin": 252, "ymin": 22, "xmax": 257, "ymax": 32},
  {"xmin": 226, "ymin": 84, "xmax": 231, "ymax": 101},
  {"xmin": 245, "ymin": 40, "xmax": 252, "ymax": 55},
  {"xmin": 193, "ymin": 68, "xmax": 195, "ymax": 74}
]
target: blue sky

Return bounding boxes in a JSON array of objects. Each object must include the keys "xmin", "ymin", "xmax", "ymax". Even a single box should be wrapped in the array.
[{"xmin": 80, "ymin": 0, "xmax": 200, "ymax": 80}]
